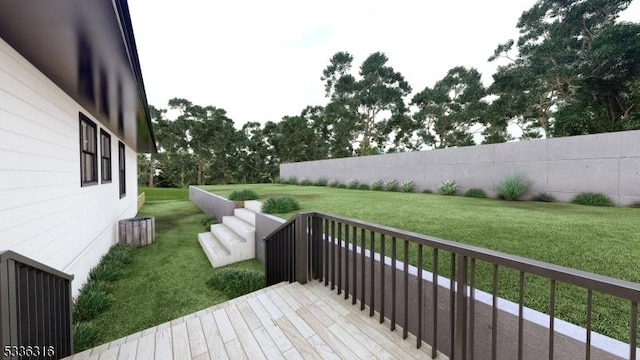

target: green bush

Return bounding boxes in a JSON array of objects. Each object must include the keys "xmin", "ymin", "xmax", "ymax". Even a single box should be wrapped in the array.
[
  {"xmin": 400, "ymin": 180, "xmax": 415, "ymax": 193},
  {"xmin": 346, "ymin": 179, "xmax": 359, "ymax": 189},
  {"xmin": 534, "ymin": 193, "xmax": 555, "ymax": 202},
  {"xmin": 384, "ymin": 179, "xmax": 399, "ymax": 192},
  {"xmin": 207, "ymin": 268, "xmax": 265, "ymax": 298},
  {"xmin": 273, "ymin": 176, "xmax": 281, "ymax": 184},
  {"xmin": 73, "ymin": 322, "xmax": 101, "ymax": 353},
  {"xmin": 298, "ymin": 177, "xmax": 312, "ymax": 186},
  {"xmin": 370, "ymin": 180, "xmax": 383, "ymax": 191},
  {"xmin": 358, "ymin": 183, "xmax": 370, "ymax": 190},
  {"xmin": 89, "ymin": 262, "xmax": 123, "ymax": 282},
  {"xmin": 630, "ymin": 201, "xmax": 640, "ymax": 208},
  {"xmin": 285, "ymin": 176, "xmax": 298, "ymax": 185},
  {"xmin": 327, "ymin": 179, "xmax": 339, "ymax": 187},
  {"xmin": 229, "ymin": 189, "xmax": 259, "ymax": 201},
  {"xmin": 73, "ymin": 288, "xmax": 113, "ymax": 323},
  {"xmin": 496, "ymin": 173, "xmax": 529, "ymax": 201},
  {"xmin": 337, "ymin": 184, "xmax": 347, "ymax": 189},
  {"xmin": 201, "ymin": 216, "xmax": 217, "ymax": 230},
  {"xmin": 422, "ymin": 189, "xmax": 433, "ymax": 194},
  {"xmin": 261, "ymin": 196, "xmax": 301, "ymax": 214},
  {"xmin": 439, "ymin": 180, "xmax": 457, "ymax": 195},
  {"xmin": 464, "ymin": 188, "xmax": 487, "ymax": 198},
  {"xmin": 572, "ymin": 192, "xmax": 612, "ymax": 207},
  {"xmin": 313, "ymin": 178, "xmax": 327, "ymax": 186},
  {"xmin": 100, "ymin": 244, "xmax": 134, "ymax": 267},
  {"xmin": 80, "ymin": 280, "xmax": 111, "ymax": 295}
]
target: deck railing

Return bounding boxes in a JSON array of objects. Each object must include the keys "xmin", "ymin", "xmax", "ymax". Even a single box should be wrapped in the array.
[
  {"xmin": 0, "ymin": 251, "xmax": 74, "ymax": 359},
  {"xmin": 264, "ymin": 212, "xmax": 640, "ymax": 360}
]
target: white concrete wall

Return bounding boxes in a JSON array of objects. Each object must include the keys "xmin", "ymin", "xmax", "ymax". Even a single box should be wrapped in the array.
[
  {"xmin": 0, "ymin": 37, "xmax": 138, "ymax": 296},
  {"xmin": 281, "ymin": 131, "xmax": 640, "ymax": 205}
]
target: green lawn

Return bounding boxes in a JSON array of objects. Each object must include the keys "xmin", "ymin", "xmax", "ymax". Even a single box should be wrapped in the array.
[
  {"xmin": 200, "ymin": 183, "xmax": 640, "ymax": 342},
  {"xmin": 90, "ymin": 188, "xmax": 262, "ymax": 344}
]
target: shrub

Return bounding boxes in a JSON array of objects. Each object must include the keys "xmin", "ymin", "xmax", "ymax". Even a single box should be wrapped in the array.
[
  {"xmin": 100, "ymin": 244, "xmax": 134, "ymax": 267},
  {"xmin": 370, "ymin": 180, "xmax": 383, "ymax": 191},
  {"xmin": 496, "ymin": 173, "xmax": 529, "ymax": 201},
  {"xmin": 89, "ymin": 262, "xmax": 123, "ymax": 282},
  {"xmin": 285, "ymin": 176, "xmax": 298, "ymax": 185},
  {"xmin": 298, "ymin": 177, "xmax": 312, "ymax": 186},
  {"xmin": 73, "ymin": 288, "xmax": 113, "ymax": 323},
  {"xmin": 357, "ymin": 183, "xmax": 370, "ymax": 190},
  {"xmin": 327, "ymin": 179, "xmax": 339, "ymax": 187},
  {"xmin": 201, "ymin": 216, "xmax": 217, "ymax": 230},
  {"xmin": 399, "ymin": 180, "xmax": 415, "ymax": 193},
  {"xmin": 207, "ymin": 268, "xmax": 265, "ymax": 299},
  {"xmin": 337, "ymin": 184, "xmax": 347, "ymax": 189},
  {"xmin": 313, "ymin": 178, "xmax": 327, "ymax": 186},
  {"xmin": 229, "ymin": 189, "xmax": 259, "ymax": 201},
  {"xmin": 439, "ymin": 180, "xmax": 457, "ymax": 195},
  {"xmin": 572, "ymin": 192, "xmax": 612, "ymax": 207},
  {"xmin": 422, "ymin": 189, "xmax": 433, "ymax": 194},
  {"xmin": 273, "ymin": 176, "xmax": 281, "ymax": 184},
  {"xmin": 384, "ymin": 179, "xmax": 399, "ymax": 192},
  {"xmin": 534, "ymin": 193, "xmax": 555, "ymax": 202},
  {"xmin": 346, "ymin": 179, "xmax": 359, "ymax": 189},
  {"xmin": 73, "ymin": 322, "xmax": 101, "ymax": 353},
  {"xmin": 80, "ymin": 280, "xmax": 111, "ymax": 295},
  {"xmin": 464, "ymin": 188, "xmax": 486, "ymax": 198},
  {"xmin": 630, "ymin": 201, "xmax": 640, "ymax": 208},
  {"xmin": 261, "ymin": 196, "xmax": 301, "ymax": 214}
]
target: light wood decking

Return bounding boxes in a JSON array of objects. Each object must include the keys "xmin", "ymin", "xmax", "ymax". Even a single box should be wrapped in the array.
[{"xmin": 65, "ymin": 281, "xmax": 446, "ymax": 359}]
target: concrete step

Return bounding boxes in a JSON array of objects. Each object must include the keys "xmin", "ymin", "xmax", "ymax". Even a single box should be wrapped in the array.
[
  {"xmin": 211, "ymin": 223, "xmax": 245, "ymax": 251},
  {"xmin": 244, "ymin": 200, "xmax": 263, "ymax": 213},
  {"xmin": 222, "ymin": 216, "xmax": 255, "ymax": 243},
  {"xmin": 234, "ymin": 208, "xmax": 256, "ymax": 226},
  {"xmin": 198, "ymin": 232, "xmax": 237, "ymax": 268}
]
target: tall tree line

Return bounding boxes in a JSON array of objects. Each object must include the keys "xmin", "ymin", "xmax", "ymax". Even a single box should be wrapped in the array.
[{"xmin": 140, "ymin": 0, "xmax": 640, "ymax": 187}]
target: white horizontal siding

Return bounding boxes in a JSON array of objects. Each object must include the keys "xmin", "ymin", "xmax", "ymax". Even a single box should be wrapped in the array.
[{"xmin": 0, "ymin": 37, "xmax": 139, "ymax": 296}]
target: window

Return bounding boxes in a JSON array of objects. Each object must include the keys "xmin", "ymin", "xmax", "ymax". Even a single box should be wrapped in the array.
[
  {"xmin": 100, "ymin": 130, "xmax": 112, "ymax": 183},
  {"xmin": 79, "ymin": 114, "xmax": 98, "ymax": 186},
  {"xmin": 119, "ymin": 141, "xmax": 126, "ymax": 198}
]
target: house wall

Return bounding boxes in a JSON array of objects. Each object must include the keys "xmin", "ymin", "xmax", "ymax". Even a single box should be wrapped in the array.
[
  {"xmin": 281, "ymin": 130, "xmax": 640, "ymax": 205},
  {"xmin": 0, "ymin": 37, "xmax": 138, "ymax": 296}
]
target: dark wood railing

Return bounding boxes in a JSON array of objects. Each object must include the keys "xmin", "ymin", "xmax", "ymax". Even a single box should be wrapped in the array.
[
  {"xmin": 0, "ymin": 251, "xmax": 74, "ymax": 359},
  {"xmin": 264, "ymin": 212, "xmax": 640, "ymax": 360}
]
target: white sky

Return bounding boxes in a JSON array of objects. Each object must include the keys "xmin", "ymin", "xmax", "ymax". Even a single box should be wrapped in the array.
[{"xmin": 129, "ymin": 0, "xmax": 640, "ymax": 128}]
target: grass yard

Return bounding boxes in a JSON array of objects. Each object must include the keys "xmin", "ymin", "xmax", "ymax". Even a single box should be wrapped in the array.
[
  {"xmin": 90, "ymin": 187, "xmax": 262, "ymax": 344},
  {"xmin": 201, "ymin": 183, "xmax": 640, "ymax": 342}
]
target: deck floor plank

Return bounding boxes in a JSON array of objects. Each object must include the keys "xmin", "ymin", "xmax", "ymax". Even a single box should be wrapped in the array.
[{"xmin": 65, "ymin": 281, "xmax": 445, "ymax": 360}]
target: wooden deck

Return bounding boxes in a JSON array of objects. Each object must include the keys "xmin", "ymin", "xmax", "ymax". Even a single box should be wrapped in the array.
[{"xmin": 65, "ymin": 281, "xmax": 447, "ymax": 360}]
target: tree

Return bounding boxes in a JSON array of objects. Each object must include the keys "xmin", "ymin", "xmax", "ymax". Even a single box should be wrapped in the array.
[
  {"xmin": 321, "ymin": 51, "xmax": 412, "ymax": 155},
  {"xmin": 236, "ymin": 122, "xmax": 277, "ymax": 183},
  {"xmin": 489, "ymin": 0, "xmax": 639, "ymax": 137},
  {"xmin": 411, "ymin": 66, "xmax": 487, "ymax": 148}
]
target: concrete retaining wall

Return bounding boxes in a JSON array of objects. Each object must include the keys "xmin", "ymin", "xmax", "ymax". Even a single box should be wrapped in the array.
[
  {"xmin": 188, "ymin": 186, "xmax": 235, "ymax": 221},
  {"xmin": 255, "ymin": 212, "xmax": 286, "ymax": 264},
  {"xmin": 281, "ymin": 130, "xmax": 640, "ymax": 205}
]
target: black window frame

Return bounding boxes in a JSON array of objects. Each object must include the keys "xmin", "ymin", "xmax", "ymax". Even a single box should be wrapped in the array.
[
  {"xmin": 79, "ymin": 113, "xmax": 98, "ymax": 186},
  {"xmin": 118, "ymin": 141, "xmax": 126, "ymax": 198},
  {"xmin": 100, "ymin": 129, "xmax": 112, "ymax": 183}
]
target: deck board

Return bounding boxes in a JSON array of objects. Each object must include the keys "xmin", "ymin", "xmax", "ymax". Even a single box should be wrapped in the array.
[{"xmin": 64, "ymin": 281, "xmax": 445, "ymax": 360}]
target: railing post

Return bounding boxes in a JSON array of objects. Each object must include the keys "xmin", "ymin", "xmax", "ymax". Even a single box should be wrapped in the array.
[
  {"xmin": 455, "ymin": 255, "xmax": 468, "ymax": 360},
  {"xmin": 296, "ymin": 214, "xmax": 309, "ymax": 284}
]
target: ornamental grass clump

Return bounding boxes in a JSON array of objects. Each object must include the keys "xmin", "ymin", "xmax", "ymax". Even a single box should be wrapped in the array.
[
  {"xmin": 73, "ymin": 322, "xmax": 101, "ymax": 353},
  {"xmin": 438, "ymin": 180, "xmax": 457, "ymax": 195},
  {"xmin": 464, "ymin": 188, "xmax": 486, "ymax": 198},
  {"xmin": 285, "ymin": 176, "xmax": 298, "ymax": 185},
  {"xmin": 298, "ymin": 177, "xmax": 312, "ymax": 186},
  {"xmin": 496, "ymin": 173, "xmax": 529, "ymax": 201},
  {"xmin": 313, "ymin": 178, "xmax": 327, "ymax": 186},
  {"xmin": 327, "ymin": 179, "xmax": 339, "ymax": 188},
  {"xmin": 533, "ymin": 192, "xmax": 555, "ymax": 203},
  {"xmin": 358, "ymin": 183, "xmax": 370, "ymax": 190},
  {"xmin": 400, "ymin": 180, "xmax": 415, "ymax": 193},
  {"xmin": 228, "ymin": 189, "xmax": 259, "ymax": 201},
  {"xmin": 384, "ymin": 179, "xmax": 399, "ymax": 192},
  {"xmin": 572, "ymin": 192, "xmax": 612, "ymax": 207},
  {"xmin": 261, "ymin": 196, "xmax": 301, "ymax": 214},
  {"xmin": 370, "ymin": 180, "xmax": 383, "ymax": 191},
  {"xmin": 207, "ymin": 268, "xmax": 265, "ymax": 298},
  {"xmin": 346, "ymin": 179, "xmax": 359, "ymax": 189}
]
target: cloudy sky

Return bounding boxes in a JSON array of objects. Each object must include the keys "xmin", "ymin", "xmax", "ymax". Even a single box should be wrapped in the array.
[{"xmin": 128, "ymin": 0, "xmax": 640, "ymax": 127}]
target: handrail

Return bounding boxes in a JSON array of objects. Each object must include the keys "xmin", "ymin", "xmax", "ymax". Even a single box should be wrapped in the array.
[
  {"xmin": 312, "ymin": 211, "xmax": 640, "ymax": 301},
  {"xmin": 264, "ymin": 211, "xmax": 640, "ymax": 360}
]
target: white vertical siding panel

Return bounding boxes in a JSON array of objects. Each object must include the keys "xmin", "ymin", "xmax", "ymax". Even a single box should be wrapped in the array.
[{"xmin": 0, "ymin": 37, "xmax": 140, "ymax": 296}]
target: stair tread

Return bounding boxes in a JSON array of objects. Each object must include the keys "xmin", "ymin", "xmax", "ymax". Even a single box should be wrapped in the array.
[
  {"xmin": 234, "ymin": 208, "xmax": 256, "ymax": 226},
  {"xmin": 244, "ymin": 200, "xmax": 263, "ymax": 213},
  {"xmin": 198, "ymin": 232, "xmax": 231, "ymax": 265},
  {"xmin": 211, "ymin": 223, "xmax": 245, "ymax": 245}
]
